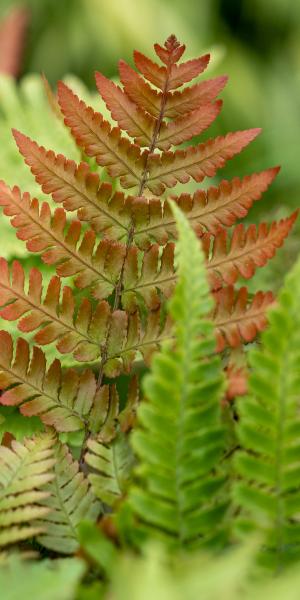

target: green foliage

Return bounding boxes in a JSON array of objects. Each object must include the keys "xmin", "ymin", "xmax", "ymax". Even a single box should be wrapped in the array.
[
  {"xmin": 0, "ymin": 432, "xmax": 56, "ymax": 547},
  {"xmin": 0, "ymin": 556, "xmax": 85, "ymax": 600},
  {"xmin": 129, "ymin": 203, "xmax": 227, "ymax": 549},
  {"xmin": 234, "ymin": 255, "xmax": 300, "ymax": 568},
  {"xmin": 36, "ymin": 442, "xmax": 100, "ymax": 554},
  {"xmin": 86, "ymin": 433, "xmax": 134, "ymax": 507},
  {"xmin": 0, "ymin": 30, "xmax": 299, "ymax": 598}
]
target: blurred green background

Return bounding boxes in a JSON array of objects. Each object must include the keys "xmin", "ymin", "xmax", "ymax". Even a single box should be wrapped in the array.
[{"xmin": 0, "ymin": 0, "xmax": 299, "ymax": 287}]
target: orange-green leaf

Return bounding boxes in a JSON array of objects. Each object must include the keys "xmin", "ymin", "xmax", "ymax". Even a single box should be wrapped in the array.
[
  {"xmin": 95, "ymin": 71, "xmax": 154, "ymax": 147},
  {"xmin": 206, "ymin": 212, "xmax": 298, "ymax": 289},
  {"xmin": 122, "ymin": 243, "xmax": 176, "ymax": 311},
  {"xmin": 157, "ymin": 100, "xmax": 222, "ymax": 151},
  {"xmin": 134, "ymin": 49, "xmax": 210, "ymax": 91},
  {"xmin": 0, "ymin": 182, "xmax": 125, "ymax": 299},
  {"xmin": 131, "ymin": 167, "xmax": 279, "ymax": 248},
  {"xmin": 213, "ymin": 286, "xmax": 274, "ymax": 351},
  {"xmin": 119, "ymin": 60, "xmax": 161, "ymax": 118},
  {"xmin": 0, "ymin": 258, "xmax": 110, "ymax": 362},
  {"xmin": 0, "ymin": 332, "xmax": 102, "ymax": 432},
  {"xmin": 57, "ymin": 81, "xmax": 145, "ymax": 189},
  {"xmin": 146, "ymin": 129, "xmax": 261, "ymax": 195},
  {"xmin": 164, "ymin": 76, "xmax": 228, "ymax": 118},
  {"xmin": 13, "ymin": 130, "xmax": 131, "ymax": 239}
]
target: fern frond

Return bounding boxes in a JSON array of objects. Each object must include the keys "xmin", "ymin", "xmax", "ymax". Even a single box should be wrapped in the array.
[
  {"xmin": 213, "ymin": 286, "xmax": 274, "ymax": 351},
  {"xmin": 36, "ymin": 442, "xmax": 99, "ymax": 554},
  {"xmin": 12, "ymin": 130, "xmax": 132, "ymax": 240},
  {"xmin": 146, "ymin": 129, "xmax": 261, "ymax": 195},
  {"xmin": 233, "ymin": 255, "xmax": 300, "ymax": 568},
  {"xmin": 0, "ymin": 332, "xmax": 102, "ymax": 432},
  {"xmin": 130, "ymin": 204, "xmax": 227, "ymax": 550},
  {"xmin": 87, "ymin": 433, "xmax": 134, "ymax": 507},
  {"xmin": 57, "ymin": 82, "xmax": 145, "ymax": 190},
  {"xmin": 206, "ymin": 213, "xmax": 297, "ymax": 289},
  {"xmin": 0, "ymin": 432, "xmax": 56, "ymax": 548}
]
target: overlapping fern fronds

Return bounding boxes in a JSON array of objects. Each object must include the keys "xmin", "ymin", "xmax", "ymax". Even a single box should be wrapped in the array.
[{"xmin": 129, "ymin": 204, "xmax": 228, "ymax": 550}]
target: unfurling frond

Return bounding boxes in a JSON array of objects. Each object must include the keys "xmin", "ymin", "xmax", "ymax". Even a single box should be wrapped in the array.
[
  {"xmin": 0, "ymin": 433, "xmax": 56, "ymax": 547},
  {"xmin": 130, "ymin": 204, "xmax": 228, "ymax": 550},
  {"xmin": 36, "ymin": 442, "xmax": 100, "ymax": 554},
  {"xmin": 233, "ymin": 256, "xmax": 300, "ymax": 568},
  {"xmin": 87, "ymin": 433, "xmax": 134, "ymax": 507}
]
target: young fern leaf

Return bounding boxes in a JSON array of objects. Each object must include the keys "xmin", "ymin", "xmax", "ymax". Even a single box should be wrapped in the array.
[
  {"xmin": 233, "ymin": 256, "xmax": 300, "ymax": 568},
  {"xmin": 0, "ymin": 432, "xmax": 56, "ymax": 548},
  {"xmin": 86, "ymin": 433, "xmax": 134, "ymax": 507},
  {"xmin": 129, "ymin": 204, "xmax": 228, "ymax": 550},
  {"xmin": 35, "ymin": 442, "xmax": 100, "ymax": 554}
]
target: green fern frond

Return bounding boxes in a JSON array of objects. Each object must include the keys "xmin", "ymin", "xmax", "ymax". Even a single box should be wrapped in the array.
[
  {"xmin": 0, "ymin": 432, "xmax": 56, "ymax": 548},
  {"xmin": 129, "ymin": 203, "xmax": 228, "ymax": 550},
  {"xmin": 234, "ymin": 255, "xmax": 300, "ymax": 568},
  {"xmin": 36, "ymin": 442, "xmax": 100, "ymax": 554},
  {"xmin": 87, "ymin": 433, "xmax": 135, "ymax": 507}
]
